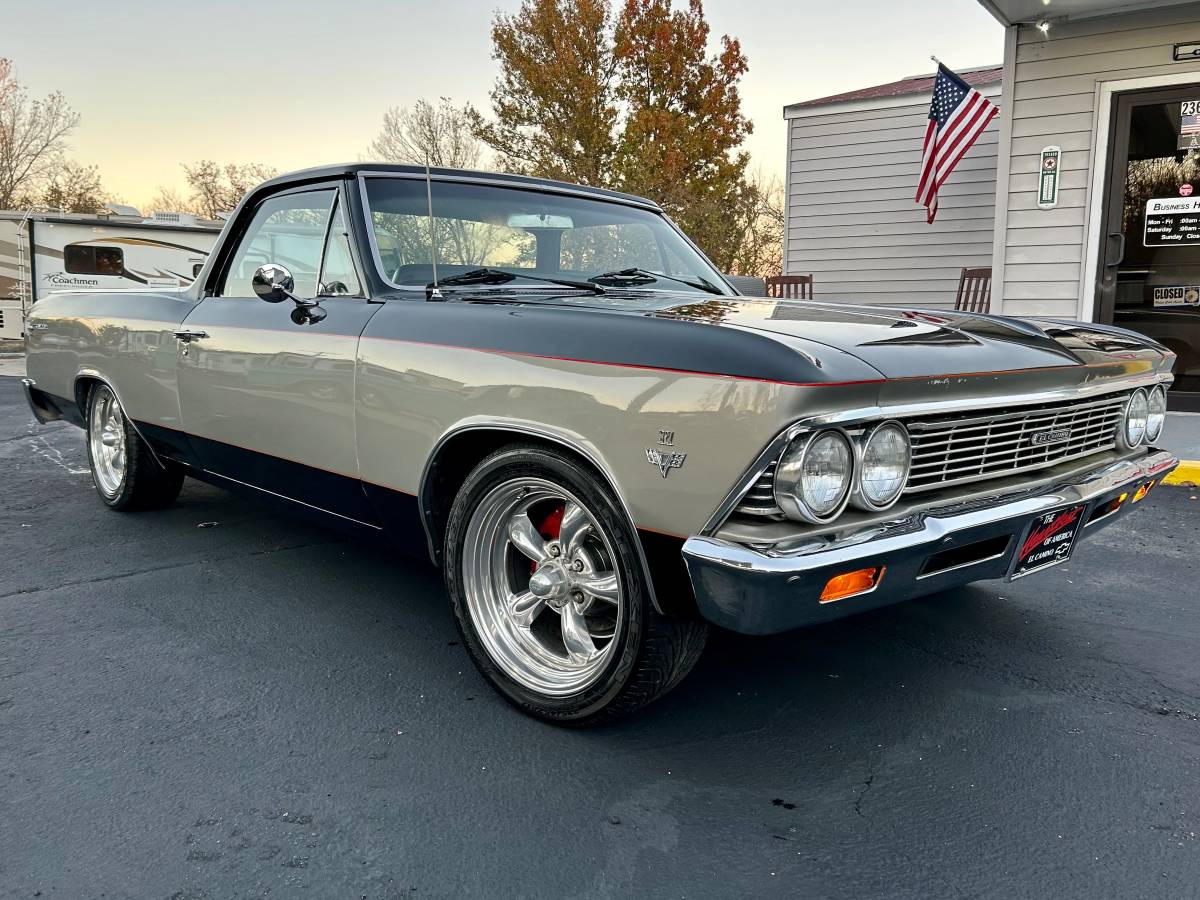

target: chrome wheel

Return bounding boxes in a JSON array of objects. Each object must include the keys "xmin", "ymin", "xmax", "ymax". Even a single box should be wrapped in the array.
[
  {"xmin": 88, "ymin": 387, "xmax": 127, "ymax": 498},
  {"xmin": 461, "ymin": 477, "xmax": 623, "ymax": 696}
]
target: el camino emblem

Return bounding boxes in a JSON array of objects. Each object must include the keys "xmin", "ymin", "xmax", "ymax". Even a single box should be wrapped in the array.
[
  {"xmin": 646, "ymin": 447, "xmax": 687, "ymax": 478},
  {"xmin": 1031, "ymin": 428, "xmax": 1072, "ymax": 446}
]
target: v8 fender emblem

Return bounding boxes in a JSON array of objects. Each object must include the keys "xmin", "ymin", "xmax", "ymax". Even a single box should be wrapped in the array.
[{"xmin": 646, "ymin": 447, "xmax": 687, "ymax": 478}]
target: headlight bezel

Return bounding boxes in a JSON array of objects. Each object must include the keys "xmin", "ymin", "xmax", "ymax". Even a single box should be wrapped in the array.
[
  {"xmin": 851, "ymin": 420, "xmax": 912, "ymax": 512},
  {"xmin": 1145, "ymin": 384, "xmax": 1167, "ymax": 443},
  {"xmin": 773, "ymin": 427, "xmax": 855, "ymax": 524},
  {"xmin": 1120, "ymin": 387, "xmax": 1150, "ymax": 449}
]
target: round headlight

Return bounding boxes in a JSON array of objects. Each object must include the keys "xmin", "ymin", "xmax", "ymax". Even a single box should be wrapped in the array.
[
  {"xmin": 1145, "ymin": 384, "xmax": 1167, "ymax": 443},
  {"xmin": 854, "ymin": 421, "xmax": 911, "ymax": 510},
  {"xmin": 775, "ymin": 429, "xmax": 853, "ymax": 523},
  {"xmin": 1122, "ymin": 388, "xmax": 1150, "ymax": 448}
]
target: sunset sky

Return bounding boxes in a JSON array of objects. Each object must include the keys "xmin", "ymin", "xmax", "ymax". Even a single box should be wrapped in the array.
[{"xmin": 8, "ymin": 0, "xmax": 1003, "ymax": 210}]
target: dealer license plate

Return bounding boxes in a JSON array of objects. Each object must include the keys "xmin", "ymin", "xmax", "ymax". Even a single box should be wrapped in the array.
[{"xmin": 1008, "ymin": 504, "xmax": 1087, "ymax": 580}]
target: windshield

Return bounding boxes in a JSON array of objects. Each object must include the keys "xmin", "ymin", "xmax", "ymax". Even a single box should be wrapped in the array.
[{"xmin": 363, "ymin": 177, "xmax": 732, "ymax": 296}]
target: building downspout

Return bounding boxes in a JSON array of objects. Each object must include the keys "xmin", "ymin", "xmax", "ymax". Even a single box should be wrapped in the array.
[{"xmin": 989, "ymin": 24, "xmax": 1019, "ymax": 316}]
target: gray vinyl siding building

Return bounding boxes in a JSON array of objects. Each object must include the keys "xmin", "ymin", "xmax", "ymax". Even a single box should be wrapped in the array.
[
  {"xmin": 783, "ymin": 69, "xmax": 1002, "ymax": 308},
  {"xmin": 991, "ymin": 1, "xmax": 1200, "ymax": 320}
]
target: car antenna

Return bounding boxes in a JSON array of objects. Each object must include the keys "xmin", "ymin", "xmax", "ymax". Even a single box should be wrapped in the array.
[{"xmin": 425, "ymin": 157, "xmax": 443, "ymax": 300}]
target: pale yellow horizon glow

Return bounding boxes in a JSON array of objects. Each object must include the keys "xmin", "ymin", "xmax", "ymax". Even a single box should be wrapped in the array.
[{"xmin": 6, "ymin": 0, "xmax": 1002, "ymax": 211}]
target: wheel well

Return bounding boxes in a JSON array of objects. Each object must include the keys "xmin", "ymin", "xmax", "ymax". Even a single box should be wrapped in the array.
[
  {"xmin": 422, "ymin": 429, "xmax": 611, "ymax": 563},
  {"xmin": 73, "ymin": 376, "xmax": 100, "ymax": 419},
  {"xmin": 421, "ymin": 428, "xmax": 697, "ymax": 619}
]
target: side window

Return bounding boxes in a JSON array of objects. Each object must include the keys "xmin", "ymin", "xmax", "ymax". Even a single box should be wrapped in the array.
[
  {"xmin": 65, "ymin": 245, "xmax": 124, "ymax": 276},
  {"xmin": 218, "ymin": 189, "xmax": 335, "ymax": 298},
  {"xmin": 318, "ymin": 201, "xmax": 361, "ymax": 296}
]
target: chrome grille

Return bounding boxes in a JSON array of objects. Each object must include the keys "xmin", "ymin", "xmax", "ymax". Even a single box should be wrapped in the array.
[
  {"xmin": 905, "ymin": 392, "xmax": 1126, "ymax": 493},
  {"xmin": 737, "ymin": 460, "xmax": 781, "ymax": 516},
  {"xmin": 733, "ymin": 390, "xmax": 1130, "ymax": 517}
]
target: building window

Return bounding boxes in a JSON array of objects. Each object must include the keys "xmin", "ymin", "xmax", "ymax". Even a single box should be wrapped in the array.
[{"xmin": 65, "ymin": 245, "xmax": 124, "ymax": 276}]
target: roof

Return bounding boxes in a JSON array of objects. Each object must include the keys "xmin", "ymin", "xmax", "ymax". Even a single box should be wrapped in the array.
[
  {"xmin": 252, "ymin": 163, "xmax": 662, "ymax": 211},
  {"xmin": 976, "ymin": 0, "xmax": 1194, "ymax": 26},
  {"xmin": 786, "ymin": 65, "xmax": 1003, "ymax": 111},
  {"xmin": 0, "ymin": 209, "xmax": 222, "ymax": 233}
]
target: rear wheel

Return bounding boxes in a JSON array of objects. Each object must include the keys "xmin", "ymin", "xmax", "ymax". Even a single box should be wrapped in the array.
[
  {"xmin": 85, "ymin": 384, "xmax": 183, "ymax": 511},
  {"xmin": 444, "ymin": 444, "xmax": 707, "ymax": 725}
]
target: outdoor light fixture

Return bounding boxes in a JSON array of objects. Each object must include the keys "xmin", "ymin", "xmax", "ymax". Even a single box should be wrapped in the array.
[{"xmin": 1036, "ymin": 19, "xmax": 1051, "ymax": 34}]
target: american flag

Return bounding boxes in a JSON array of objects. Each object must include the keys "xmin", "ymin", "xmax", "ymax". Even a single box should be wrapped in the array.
[{"xmin": 916, "ymin": 64, "xmax": 999, "ymax": 223}]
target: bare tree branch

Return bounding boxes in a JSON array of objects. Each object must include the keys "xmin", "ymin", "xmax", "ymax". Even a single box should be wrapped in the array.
[{"xmin": 0, "ymin": 58, "xmax": 82, "ymax": 209}]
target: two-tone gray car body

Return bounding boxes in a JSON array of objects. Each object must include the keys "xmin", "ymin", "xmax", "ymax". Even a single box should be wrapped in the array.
[{"xmin": 21, "ymin": 164, "xmax": 1180, "ymax": 718}]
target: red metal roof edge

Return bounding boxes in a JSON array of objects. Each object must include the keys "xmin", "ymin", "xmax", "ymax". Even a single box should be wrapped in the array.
[{"xmin": 789, "ymin": 65, "xmax": 1003, "ymax": 110}]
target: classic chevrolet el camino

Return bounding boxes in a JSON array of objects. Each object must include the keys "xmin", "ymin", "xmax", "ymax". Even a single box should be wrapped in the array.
[{"xmin": 22, "ymin": 164, "xmax": 1179, "ymax": 723}]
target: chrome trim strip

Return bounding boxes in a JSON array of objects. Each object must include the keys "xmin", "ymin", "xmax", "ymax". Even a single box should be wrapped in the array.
[
  {"xmin": 416, "ymin": 420, "xmax": 660, "ymax": 613},
  {"xmin": 357, "ymin": 172, "xmax": 731, "ymax": 297},
  {"xmin": 198, "ymin": 467, "xmax": 383, "ymax": 530},
  {"xmin": 687, "ymin": 449, "xmax": 1177, "ymax": 572},
  {"xmin": 359, "ymin": 169, "xmax": 662, "ymax": 211},
  {"xmin": 914, "ymin": 548, "xmax": 1009, "ymax": 581},
  {"xmin": 701, "ymin": 374, "xmax": 1174, "ymax": 536}
]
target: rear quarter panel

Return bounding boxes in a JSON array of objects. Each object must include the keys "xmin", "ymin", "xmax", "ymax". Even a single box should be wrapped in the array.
[{"xmin": 25, "ymin": 289, "xmax": 198, "ymax": 429}]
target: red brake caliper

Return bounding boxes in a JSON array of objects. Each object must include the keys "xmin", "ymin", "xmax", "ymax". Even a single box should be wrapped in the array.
[{"xmin": 531, "ymin": 503, "xmax": 564, "ymax": 574}]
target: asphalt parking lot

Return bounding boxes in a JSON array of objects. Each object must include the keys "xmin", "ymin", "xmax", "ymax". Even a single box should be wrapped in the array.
[{"xmin": 2, "ymin": 373, "xmax": 1199, "ymax": 899}]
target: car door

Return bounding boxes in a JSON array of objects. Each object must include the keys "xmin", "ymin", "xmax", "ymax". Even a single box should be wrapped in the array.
[{"xmin": 176, "ymin": 182, "xmax": 382, "ymax": 526}]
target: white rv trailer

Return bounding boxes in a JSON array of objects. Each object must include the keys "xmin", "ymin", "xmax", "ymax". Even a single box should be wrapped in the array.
[{"xmin": 0, "ymin": 209, "xmax": 222, "ymax": 340}]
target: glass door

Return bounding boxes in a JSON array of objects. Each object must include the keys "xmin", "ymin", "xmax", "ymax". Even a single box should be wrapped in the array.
[{"xmin": 1097, "ymin": 85, "xmax": 1200, "ymax": 411}]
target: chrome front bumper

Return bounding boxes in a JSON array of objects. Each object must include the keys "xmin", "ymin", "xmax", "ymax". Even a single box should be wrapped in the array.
[{"xmin": 682, "ymin": 450, "xmax": 1179, "ymax": 635}]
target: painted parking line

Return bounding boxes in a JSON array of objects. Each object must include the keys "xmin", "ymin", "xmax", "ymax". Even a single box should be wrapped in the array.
[{"xmin": 1163, "ymin": 460, "xmax": 1200, "ymax": 486}]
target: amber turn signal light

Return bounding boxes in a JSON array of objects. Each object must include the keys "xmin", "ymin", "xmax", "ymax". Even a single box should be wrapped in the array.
[
  {"xmin": 1132, "ymin": 481, "xmax": 1154, "ymax": 503},
  {"xmin": 820, "ymin": 566, "xmax": 885, "ymax": 603}
]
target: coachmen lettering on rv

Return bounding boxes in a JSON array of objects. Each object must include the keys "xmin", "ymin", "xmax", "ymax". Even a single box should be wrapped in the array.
[{"xmin": 20, "ymin": 164, "xmax": 1180, "ymax": 723}]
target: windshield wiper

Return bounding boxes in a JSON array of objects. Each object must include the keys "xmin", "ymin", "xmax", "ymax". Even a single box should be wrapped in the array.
[
  {"xmin": 428, "ymin": 268, "xmax": 606, "ymax": 295},
  {"xmin": 588, "ymin": 267, "xmax": 724, "ymax": 295}
]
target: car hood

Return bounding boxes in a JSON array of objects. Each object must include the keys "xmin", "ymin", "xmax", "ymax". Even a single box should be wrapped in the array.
[{"xmin": 580, "ymin": 294, "xmax": 1169, "ymax": 379}]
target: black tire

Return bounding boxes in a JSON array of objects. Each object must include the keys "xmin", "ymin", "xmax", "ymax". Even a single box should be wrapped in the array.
[
  {"xmin": 444, "ymin": 443, "xmax": 708, "ymax": 726},
  {"xmin": 84, "ymin": 383, "xmax": 184, "ymax": 511}
]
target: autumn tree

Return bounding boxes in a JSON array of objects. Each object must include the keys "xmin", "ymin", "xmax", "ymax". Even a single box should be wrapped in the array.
[
  {"xmin": 611, "ymin": 0, "xmax": 751, "ymax": 268},
  {"xmin": 471, "ymin": 0, "xmax": 618, "ymax": 185},
  {"xmin": 472, "ymin": 0, "xmax": 772, "ymax": 271},
  {"xmin": 180, "ymin": 160, "xmax": 277, "ymax": 218},
  {"xmin": 0, "ymin": 58, "xmax": 82, "ymax": 209},
  {"xmin": 369, "ymin": 98, "xmax": 486, "ymax": 169}
]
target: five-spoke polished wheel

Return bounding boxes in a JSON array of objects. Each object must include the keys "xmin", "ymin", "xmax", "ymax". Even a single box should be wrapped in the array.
[
  {"xmin": 84, "ymin": 382, "xmax": 184, "ymax": 511},
  {"xmin": 88, "ymin": 385, "xmax": 128, "ymax": 498},
  {"xmin": 444, "ymin": 444, "xmax": 709, "ymax": 725},
  {"xmin": 462, "ymin": 477, "xmax": 623, "ymax": 696}
]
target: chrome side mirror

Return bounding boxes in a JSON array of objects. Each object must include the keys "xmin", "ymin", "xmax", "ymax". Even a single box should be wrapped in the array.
[{"xmin": 252, "ymin": 263, "xmax": 297, "ymax": 304}]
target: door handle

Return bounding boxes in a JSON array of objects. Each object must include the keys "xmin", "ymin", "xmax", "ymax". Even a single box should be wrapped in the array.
[
  {"xmin": 174, "ymin": 329, "xmax": 208, "ymax": 343},
  {"xmin": 1104, "ymin": 232, "xmax": 1126, "ymax": 268}
]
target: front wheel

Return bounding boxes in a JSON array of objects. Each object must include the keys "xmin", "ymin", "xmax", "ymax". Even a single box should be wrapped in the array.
[
  {"xmin": 85, "ymin": 383, "xmax": 183, "ymax": 511},
  {"xmin": 444, "ymin": 444, "xmax": 707, "ymax": 725}
]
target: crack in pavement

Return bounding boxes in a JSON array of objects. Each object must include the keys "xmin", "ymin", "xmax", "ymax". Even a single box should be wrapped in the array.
[
  {"xmin": 853, "ymin": 771, "xmax": 875, "ymax": 818},
  {"xmin": 856, "ymin": 621, "xmax": 1200, "ymax": 725}
]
